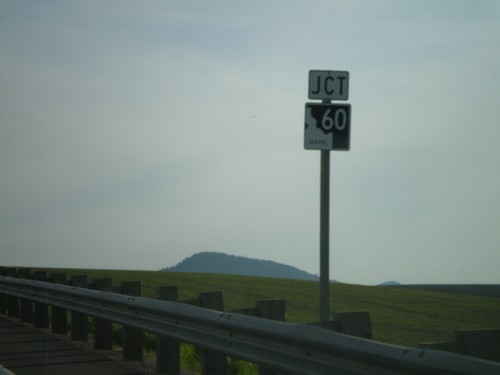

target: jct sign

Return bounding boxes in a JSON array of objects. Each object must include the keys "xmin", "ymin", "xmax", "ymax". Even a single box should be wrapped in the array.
[
  {"xmin": 303, "ymin": 69, "xmax": 351, "ymax": 328},
  {"xmin": 304, "ymin": 103, "xmax": 351, "ymax": 150},
  {"xmin": 308, "ymin": 70, "xmax": 349, "ymax": 101}
]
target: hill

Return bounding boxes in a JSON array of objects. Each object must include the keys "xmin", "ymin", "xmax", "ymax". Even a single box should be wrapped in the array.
[
  {"xmin": 378, "ymin": 281, "xmax": 401, "ymax": 286},
  {"xmin": 161, "ymin": 252, "xmax": 319, "ymax": 281}
]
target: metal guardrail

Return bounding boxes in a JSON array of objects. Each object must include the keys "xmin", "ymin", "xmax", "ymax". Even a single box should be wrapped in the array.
[
  {"xmin": 0, "ymin": 276, "xmax": 498, "ymax": 375},
  {"xmin": 0, "ymin": 365, "xmax": 16, "ymax": 375}
]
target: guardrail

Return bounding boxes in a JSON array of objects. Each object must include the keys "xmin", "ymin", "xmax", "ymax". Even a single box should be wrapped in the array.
[
  {"xmin": 0, "ymin": 275, "xmax": 499, "ymax": 375},
  {"xmin": 0, "ymin": 365, "xmax": 16, "ymax": 375}
]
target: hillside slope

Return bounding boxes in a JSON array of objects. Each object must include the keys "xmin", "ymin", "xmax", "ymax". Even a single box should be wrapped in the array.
[
  {"xmin": 161, "ymin": 252, "xmax": 319, "ymax": 281},
  {"xmin": 9, "ymin": 266, "xmax": 500, "ymax": 375},
  {"xmin": 26, "ymin": 267, "xmax": 500, "ymax": 347}
]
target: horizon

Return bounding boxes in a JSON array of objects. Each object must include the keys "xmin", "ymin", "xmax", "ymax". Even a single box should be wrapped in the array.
[{"xmin": 2, "ymin": 250, "xmax": 500, "ymax": 287}]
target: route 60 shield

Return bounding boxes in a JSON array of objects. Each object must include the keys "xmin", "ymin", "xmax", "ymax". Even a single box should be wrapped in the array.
[{"xmin": 304, "ymin": 103, "xmax": 351, "ymax": 151}]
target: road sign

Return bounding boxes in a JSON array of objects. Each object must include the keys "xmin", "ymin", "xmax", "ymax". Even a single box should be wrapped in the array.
[
  {"xmin": 304, "ymin": 103, "xmax": 351, "ymax": 151},
  {"xmin": 304, "ymin": 70, "xmax": 352, "ymax": 328},
  {"xmin": 308, "ymin": 70, "xmax": 349, "ymax": 100}
]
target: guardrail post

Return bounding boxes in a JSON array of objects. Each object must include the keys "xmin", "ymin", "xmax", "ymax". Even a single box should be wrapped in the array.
[
  {"xmin": 18, "ymin": 269, "xmax": 34, "ymax": 323},
  {"xmin": 256, "ymin": 299, "xmax": 286, "ymax": 321},
  {"xmin": 455, "ymin": 329, "xmax": 500, "ymax": 362},
  {"xmin": 156, "ymin": 286, "xmax": 180, "ymax": 375},
  {"xmin": 6, "ymin": 293, "xmax": 20, "ymax": 319},
  {"xmin": 231, "ymin": 306, "xmax": 258, "ymax": 316},
  {"xmin": 0, "ymin": 267, "xmax": 6, "ymax": 315},
  {"xmin": 112, "ymin": 285, "xmax": 124, "ymax": 293},
  {"xmin": 51, "ymin": 273, "xmax": 68, "ymax": 334},
  {"xmin": 70, "ymin": 274, "xmax": 88, "ymax": 341},
  {"xmin": 32, "ymin": 271, "xmax": 49, "ymax": 328},
  {"xmin": 256, "ymin": 300, "xmax": 286, "ymax": 375},
  {"xmin": 1, "ymin": 275, "xmax": 499, "ymax": 373},
  {"xmin": 0, "ymin": 287, "xmax": 6, "ymax": 315},
  {"xmin": 94, "ymin": 278, "xmax": 113, "ymax": 350},
  {"xmin": 5, "ymin": 269, "xmax": 20, "ymax": 319},
  {"xmin": 199, "ymin": 291, "xmax": 227, "ymax": 375},
  {"xmin": 122, "ymin": 281, "xmax": 144, "ymax": 361},
  {"xmin": 2, "ymin": 268, "xmax": 17, "ymax": 276},
  {"xmin": 334, "ymin": 311, "xmax": 372, "ymax": 339},
  {"xmin": 418, "ymin": 341, "xmax": 465, "ymax": 354},
  {"xmin": 17, "ymin": 268, "xmax": 31, "ymax": 278}
]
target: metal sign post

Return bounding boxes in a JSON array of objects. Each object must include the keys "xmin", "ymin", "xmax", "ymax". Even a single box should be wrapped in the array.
[
  {"xmin": 319, "ymin": 148, "xmax": 330, "ymax": 328},
  {"xmin": 304, "ymin": 70, "xmax": 351, "ymax": 328}
]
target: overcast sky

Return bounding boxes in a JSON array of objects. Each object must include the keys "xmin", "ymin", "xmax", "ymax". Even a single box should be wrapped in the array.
[{"xmin": 1, "ymin": 1, "xmax": 499, "ymax": 285}]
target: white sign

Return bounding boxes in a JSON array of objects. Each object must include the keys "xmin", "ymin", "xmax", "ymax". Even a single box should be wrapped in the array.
[
  {"xmin": 304, "ymin": 103, "xmax": 351, "ymax": 150},
  {"xmin": 308, "ymin": 70, "xmax": 349, "ymax": 101}
]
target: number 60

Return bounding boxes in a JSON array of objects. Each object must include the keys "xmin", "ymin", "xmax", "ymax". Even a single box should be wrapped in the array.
[{"xmin": 321, "ymin": 108, "xmax": 347, "ymax": 131}]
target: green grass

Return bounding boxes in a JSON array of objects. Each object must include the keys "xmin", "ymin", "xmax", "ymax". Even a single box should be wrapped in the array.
[{"xmin": 36, "ymin": 268, "xmax": 500, "ymax": 348}]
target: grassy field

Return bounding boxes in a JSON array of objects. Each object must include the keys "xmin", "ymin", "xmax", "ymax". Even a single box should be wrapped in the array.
[{"xmin": 34, "ymin": 267, "xmax": 500, "ymax": 348}]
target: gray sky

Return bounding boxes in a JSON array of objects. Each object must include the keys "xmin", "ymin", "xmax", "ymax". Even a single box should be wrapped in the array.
[{"xmin": 1, "ymin": 1, "xmax": 499, "ymax": 285}]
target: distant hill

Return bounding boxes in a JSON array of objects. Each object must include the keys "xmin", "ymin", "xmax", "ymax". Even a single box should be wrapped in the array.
[
  {"xmin": 161, "ymin": 252, "xmax": 319, "ymax": 281},
  {"xmin": 378, "ymin": 281, "xmax": 401, "ymax": 286}
]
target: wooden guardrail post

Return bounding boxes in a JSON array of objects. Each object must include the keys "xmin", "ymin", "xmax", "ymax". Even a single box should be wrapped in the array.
[
  {"xmin": 418, "ymin": 341, "xmax": 465, "ymax": 354},
  {"xmin": 17, "ymin": 268, "xmax": 30, "ymax": 278},
  {"xmin": 0, "ymin": 267, "xmax": 5, "ymax": 315},
  {"xmin": 18, "ymin": 268, "xmax": 34, "ymax": 323},
  {"xmin": 199, "ymin": 291, "xmax": 227, "ymax": 375},
  {"xmin": 256, "ymin": 299, "xmax": 286, "ymax": 321},
  {"xmin": 6, "ymin": 294, "xmax": 20, "ymax": 319},
  {"xmin": 256, "ymin": 300, "xmax": 286, "ymax": 375},
  {"xmin": 156, "ymin": 286, "xmax": 180, "ymax": 375},
  {"xmin": 70, "ymin": 274, "xmax": 88, "ymax": 341},
  {"xmin": 4, "ymin": 269, "xmax": 20, "ymax": 319},
  {"xmin": 32, "ymin": 271, "xmax": 49, "ymax": 328},
  {"xmin": 0, "ymin": 267, "xmax": 8, "ymax": 316},
  {"xmin": 94, "ymin": 277, "xmax": 113, "ymax": 350},
  {"xmin": 122, "ymin": 281, "xmax": 144, "ymax": 361},
  {"xmin": 455, "ymin": 329, "xmax": 500, "ymax": 362},
  {"xmin": 0, "ymin": 267, "xmax": 6, "ymax": 315},
  {"xmin": 51, "ymin": 273, "xmax": 68, "ymax": 334},
  {"xmin": 0, "ymin": 289, "xmax": 6, "ymax": 315},
  {"xmin": 3, "ymin": 268, "xmax": 17, "ymax": 276},
  {"xmin": 333, "ymin": 311, "xmax": 372, "ymax": 339},
  {"xmin": 419, "ymin": 329, "xmax": 500, "ymax": 363}
]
